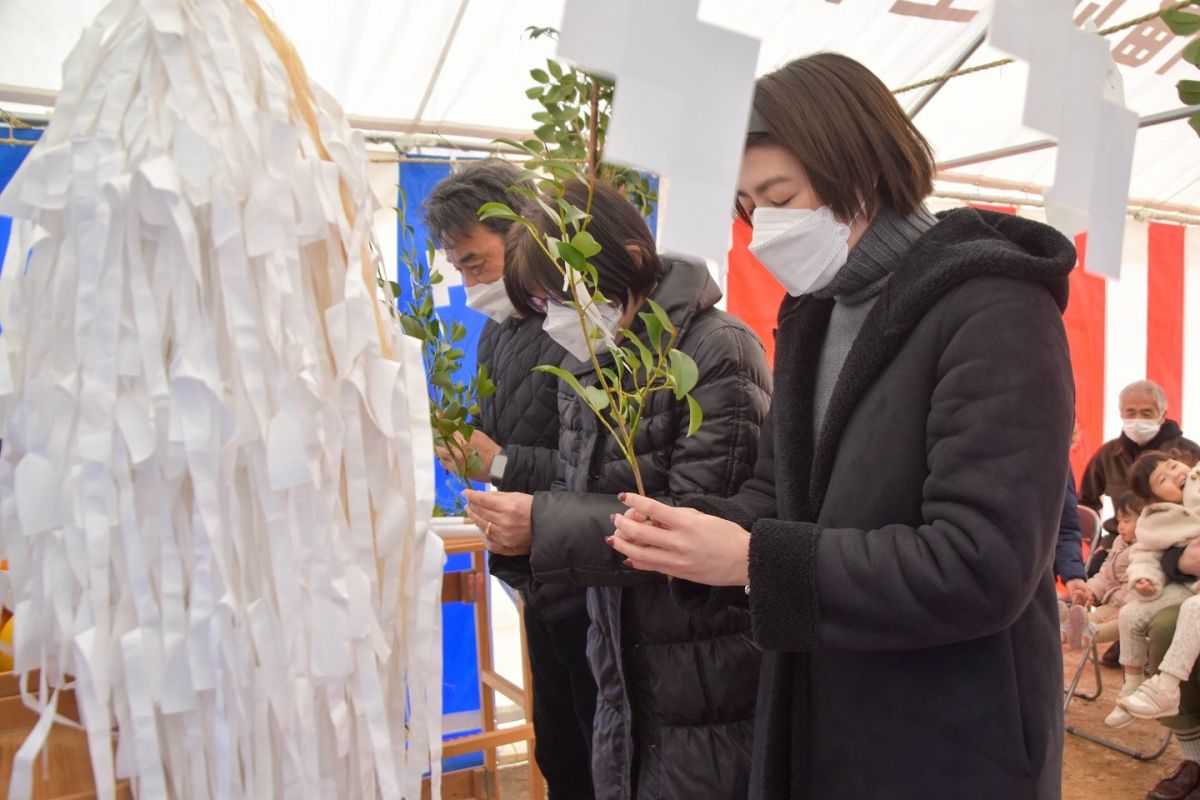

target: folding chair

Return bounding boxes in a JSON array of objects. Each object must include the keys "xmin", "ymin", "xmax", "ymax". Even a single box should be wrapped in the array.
[{"xmin": 1063, "ymin": 506, "xmax": 1173, "ymax": 760}]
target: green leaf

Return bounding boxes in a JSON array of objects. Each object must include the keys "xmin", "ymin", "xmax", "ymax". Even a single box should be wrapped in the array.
[
  {"xmin": 583, "ymin": 385, "xmax": 610, "ymax": 411},
  {"xmin": 547, "ymin": 59, "xmax": 564, "ymax": 79},
  {"xmin": 400, "ymin": 316, "xmax": 424, "ymax": 339},
  {"xmin": 478, "ymin": 201, "xmax": 523, "ymax": 223},
  {"xmin": 570, "ymin": 230, "xmax": 602, "ymax": 258},
  {"xmin": 1191, "ymin": 110, "xmax": 1200, "ymax": 137},
  {"xmin": 534, "ymin": 365, "xmax": 594, "ymax": 408},
  {"xmin": 1164, "ymin": 9, "xmax": 1200, "ymax": 36},
  {"xmin": 493, "ymin": 137, "xmax": 544, "ymax": 158},
  {"xmin": 638, "ymin": 311, "xmax": 663, "ymax": 347},
  {"xmin": 685, "ymin": 394, "xmax": 703, "ymax": 437},
  {"xmin": 534, "ymin": 123, "xmax": 557, "ymax": 141},
  {"xmin": 667, "ymin": 349, "xmax": 699, "ymax": 399},
  {"xmin": 645, "ymin": 299, "xmax": 673, "ymax": 347},
  {"xmin": 1185, "ymin": 37, "xmax": 1200, "ymax": 67},
  {"xmin": 450, "ymin": 320, "xmax": 467, "ymax": 341},
  {"xmin": 430, "ymin": 371, "xmax": 454, "ymax": 391},
  {"xmin": 525, "ymin": 86, "xmax": 544, "ymax": 100},
  {"xmin": 531, "ymin": 68, "xmax": 550, "ymax": 84},
  {"xmin": 619, "ymin": 344, "xmax": 641, "ymax": 375},
  {"xmin": 1181, "ymin": 80, "xmax": 1200, "ymax": 105},
  {"xmin": 557, "ymin": 199, "xmax": 589, "ymax": 229},
  {"xmin": 556, "ymin": 241, "xmax": 587, "ymax": 272},
  {"xmin": 628, "ymin": 333, "xmax": 654, "ymax": 379}
]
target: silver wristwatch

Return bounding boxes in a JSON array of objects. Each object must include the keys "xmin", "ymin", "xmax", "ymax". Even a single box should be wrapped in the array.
[{"xmin": 488, "ymin": 451, "xmax": 508, "ymax": 485}]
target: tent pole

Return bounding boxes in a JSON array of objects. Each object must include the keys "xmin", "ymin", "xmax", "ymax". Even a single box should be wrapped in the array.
[
  {"xmin": 906, "ymin": 29, "xmax": 987, "ymax": 119},
  {"xmin": 937, "ymin": 105, "xmax": 1200, "ymax": 170},
  {"xmin": 412, "ymin": 0, "xmax": 472, "ymax": 125}
]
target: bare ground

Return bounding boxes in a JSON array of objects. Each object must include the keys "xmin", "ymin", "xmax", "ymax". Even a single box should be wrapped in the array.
[{"xmin": 494, "ymin": 642, "xmax": 1191, "ymax": 800}]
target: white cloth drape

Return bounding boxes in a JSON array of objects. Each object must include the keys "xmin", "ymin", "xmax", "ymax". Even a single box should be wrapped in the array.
[{"xmin": 0, "ymin": 1, "xmax": 443, "ymax": 797}]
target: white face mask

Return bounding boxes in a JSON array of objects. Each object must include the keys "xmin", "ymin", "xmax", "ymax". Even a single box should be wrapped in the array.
[
  {"xmin": 749, "ymin": 206, "xmax": 851, "ymax": 297},
  {"xmin": 542, "ymin": 298, "xmax": 622, "ymax": 362},
  {"xmin": 464, "ymin": 278, "xmax": 515, "ymax": 323},
  {"xmin": 1123, "ymin": 418, "xmax": 1163, "ymax": 446}
]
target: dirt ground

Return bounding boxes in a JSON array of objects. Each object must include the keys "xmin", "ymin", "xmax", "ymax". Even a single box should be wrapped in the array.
[
  {"xmin": 1062, "ymin": 642, "xmax": 1187, "ymax": 800},
  {"xmin": 494, "ymin": 643, "xmax": 1196, "ymax": 800}
]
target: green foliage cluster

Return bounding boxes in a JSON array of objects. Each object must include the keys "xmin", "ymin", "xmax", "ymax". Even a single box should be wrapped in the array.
[
  {"xmin": 1163, "ymin": 4, "xmax": 1200, "ymax": 136},
  {"xmin": 476, "ymin": 31, "xmax": 701, "ymax": 495},
  {"xmin": 387, "ymin": 190, "xmax": 495, "ymax": 514}
]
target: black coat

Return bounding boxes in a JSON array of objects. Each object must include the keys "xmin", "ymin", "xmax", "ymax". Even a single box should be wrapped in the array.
[
  {"xmin": 529, "ymin": 258, "xmax": 772, "ymax": 799},
  {"xmin": 680, "ymin": 209, "xmax": 1075, "ymax": 799},
  {"xmin": 476, "ymin": 315, "xmax": 587, "ymax": 620}
]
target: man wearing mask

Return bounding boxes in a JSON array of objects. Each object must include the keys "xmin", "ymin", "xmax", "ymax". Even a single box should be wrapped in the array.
[
  {"xmin": 1080, "ymin": 380, "xmax": 1200, "ymax": 519},
  {"xmin": 424, "ymin": 160, "xmax": 597, "ymax": 797}
]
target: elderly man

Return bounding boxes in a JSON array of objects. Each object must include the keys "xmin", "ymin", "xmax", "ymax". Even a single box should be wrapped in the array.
[
  {"xmin": 425, "ymin": 160, "xmax": 597, "ymax": 797},
  {"xmin": 1080, "ymin": 380, "xmax": 1200, "ymax": 516}
]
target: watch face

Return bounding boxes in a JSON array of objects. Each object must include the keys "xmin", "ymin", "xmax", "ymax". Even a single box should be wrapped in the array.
[{"xmin": 490, "ymin": 453, "xmax": 507, "ymax": 483}]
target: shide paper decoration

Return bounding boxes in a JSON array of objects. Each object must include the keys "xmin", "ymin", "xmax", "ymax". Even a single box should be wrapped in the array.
[
  {"xmin": 990, "ymin": 0, "xmax": 1139, "ymax": 279},
  {"xmin": 557, "ymin": 0, "xmax": 760, "ymax": 265},
  {"xmin": 0, "ymin": 0, "xmax": 444, "ymax": 798}
]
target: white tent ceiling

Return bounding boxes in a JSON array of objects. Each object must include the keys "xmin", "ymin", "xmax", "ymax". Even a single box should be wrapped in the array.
[{"xmin": 2, "ymin": 0, "xmax": 1199, "ymax": 218}]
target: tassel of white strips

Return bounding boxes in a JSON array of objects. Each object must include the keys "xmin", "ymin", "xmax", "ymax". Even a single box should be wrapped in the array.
[{"xmin": 0, "ymin": 0, "xmax": 445, "ymax": 797}]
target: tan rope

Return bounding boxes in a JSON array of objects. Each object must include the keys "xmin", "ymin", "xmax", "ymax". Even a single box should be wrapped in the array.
[
  {"xmin": 893, "ymin": 0, "xmax": 1200, "ymax": 94},
  {"xmin": 1, "ymin": 107, "xmax": 37, "ymax": 146},
  {"xmin": 0, "ymin": 107, "xmax": 31, "ymax": 129}
]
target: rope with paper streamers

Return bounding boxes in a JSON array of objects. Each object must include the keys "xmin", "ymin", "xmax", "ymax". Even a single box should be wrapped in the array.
[
  {"xmin": 0, "ymin": 0, "xmax": 444, "ymax": 798},
  {"xmin": 892, "ymin": 0, "xmax": 1200, "ymax": 94},
  {"xmin": 242, "ymin": 0, "xmax": 393, "ymax": 361}
]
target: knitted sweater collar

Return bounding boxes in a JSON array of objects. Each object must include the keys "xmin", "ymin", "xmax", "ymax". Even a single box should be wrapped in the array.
[{"xmin": 814, "ymin": 205, "xmax": 938, "ymax": 305}]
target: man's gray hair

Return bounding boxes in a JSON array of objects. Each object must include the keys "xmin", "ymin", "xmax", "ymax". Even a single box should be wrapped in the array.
[
  {"xmin": 1119, "ymin": 380, "xmax": 1167, "ymax": 413},
  {"xmin": 422, "ymin": 159, "xmax": 527, "ymax": 249}
]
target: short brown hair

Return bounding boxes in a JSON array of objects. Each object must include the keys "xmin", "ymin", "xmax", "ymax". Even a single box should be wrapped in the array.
[
  {"xmin": 1114, "ymin": 491, "xmax": 1145, "ymax": 517},
  {"xmin": 1130, "ymin": 450, "xmax": 1175, "ymax": 502},
  {"xmin": 505, "ymin": 180, "xmax": 661, "ymax": 317},
  {"xmin": 742, "ymin": 52, "xmax": 934, "ymax": 224}
]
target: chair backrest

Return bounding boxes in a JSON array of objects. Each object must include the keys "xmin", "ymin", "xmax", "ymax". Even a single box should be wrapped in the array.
[{"xmin": 1078, "ymin": 505, "xmax": 1103, "ymax": 553}]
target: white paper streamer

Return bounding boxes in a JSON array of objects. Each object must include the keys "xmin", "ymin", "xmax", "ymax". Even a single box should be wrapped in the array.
[
  {"xmin": 0, "ymin": 0, "xmax": 444, "ymax": 797},
  {"xmin": 989, "ymin": 0, "xmax": 1138, "ymax": 279}
]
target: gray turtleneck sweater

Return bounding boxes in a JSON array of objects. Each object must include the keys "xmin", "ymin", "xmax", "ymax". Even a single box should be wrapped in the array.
[{"xmin": 810, "ymin": 206, "xmax": 938, "ymax": 438}]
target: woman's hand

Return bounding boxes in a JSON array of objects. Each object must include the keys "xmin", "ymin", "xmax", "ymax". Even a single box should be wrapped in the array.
[
  {"xmin": 463, "ymin": 489, "xmax": 533, "ymax": 556},
  {"xmin": 436, "ymin": 430, "xmax": 502, "ymax": 483},
  {"xmin": 1133, "ymin": 578, "xmax": 1156, "ymax": 597},
  {"xmin": 609, "ymin": 494, "xmax": 750, "ymax": 586}
]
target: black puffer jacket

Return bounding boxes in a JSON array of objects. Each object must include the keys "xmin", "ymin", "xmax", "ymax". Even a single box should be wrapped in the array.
[
  {"xmin": 529, "ymin": 257, "xmax": 772, "ymax": 799},
  {"xmin": 476, "ymin": 315, "xmax": 586, "ymax": 620}
]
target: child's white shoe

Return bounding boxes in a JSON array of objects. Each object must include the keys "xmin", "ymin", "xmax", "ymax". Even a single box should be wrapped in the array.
[
  {"xmin": 1121, "ymin": 674, "xmax": 1181, "ymax": 719},
  {"xmin": 1105, "ymin": 677, "xmax": 1144, "ymax": 728},
  {"xmin": 1104, "ymin": 704, "xmax": 1137, "ymax": 728}
]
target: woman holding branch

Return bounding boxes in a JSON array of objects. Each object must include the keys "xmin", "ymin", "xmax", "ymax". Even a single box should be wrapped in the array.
[
  {"xmin": 609, "ymin": 53, "xmax": 1076, "ymax": 799},
  {"xmin": 465, "ymin": 180, "xmax": 771, "ymax": 798}
]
